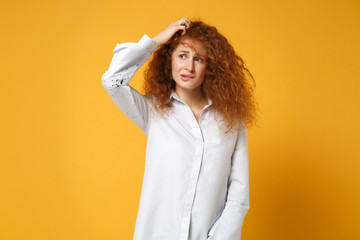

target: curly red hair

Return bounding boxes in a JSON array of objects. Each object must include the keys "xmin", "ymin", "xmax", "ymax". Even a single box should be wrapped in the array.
[{"xmin": 144, "ymin": 20, "xmax": 257, "ymax": 133}]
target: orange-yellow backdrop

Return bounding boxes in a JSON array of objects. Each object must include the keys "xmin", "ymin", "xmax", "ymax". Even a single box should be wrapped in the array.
[{"xmin": 1, "ymin": 0, "xmax": 359, "ymax": 239}]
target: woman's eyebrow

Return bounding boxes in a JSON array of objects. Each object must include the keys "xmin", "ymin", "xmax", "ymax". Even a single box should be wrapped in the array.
[{"xmin": 178, "ymin": 50, "xmax": 205, "ymax": 58}]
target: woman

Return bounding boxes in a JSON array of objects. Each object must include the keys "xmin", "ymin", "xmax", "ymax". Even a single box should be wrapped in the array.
[{"xmin": 101, "ymin": 18, "xmax": 257, "ymax": 240}]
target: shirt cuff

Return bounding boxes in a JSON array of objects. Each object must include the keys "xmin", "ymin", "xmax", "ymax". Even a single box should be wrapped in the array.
[{"xmin": 138, "ymin": 34, "xmax": 158, "ymax": 53}]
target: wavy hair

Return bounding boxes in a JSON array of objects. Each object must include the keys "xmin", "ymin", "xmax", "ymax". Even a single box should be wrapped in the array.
[{"xmin": 144, "ymin": 20, "xmax": 257, "ymax": 133}]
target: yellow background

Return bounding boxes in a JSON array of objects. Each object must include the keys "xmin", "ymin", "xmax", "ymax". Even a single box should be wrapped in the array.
[{"xmin": 1, "ymin": 0, "xmax": 359, "ymax": 239}]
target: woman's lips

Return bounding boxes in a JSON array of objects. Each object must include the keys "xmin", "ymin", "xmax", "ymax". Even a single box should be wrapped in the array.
[{"xmin": 180, "ymin": 74, "xmax": 195, "ymax": 81}]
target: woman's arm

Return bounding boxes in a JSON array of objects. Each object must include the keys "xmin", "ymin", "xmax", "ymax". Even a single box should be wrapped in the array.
[
  {"xmin": 208, "ymin": 123, "xmax": 250, "ymax": 240},
  {"xmin": 101, "ymin": 18, "xmax": 191, "ymax": 135},
  {"xmin": 101, "ymin": 35, "xmax": 157, "ymax": 135}
]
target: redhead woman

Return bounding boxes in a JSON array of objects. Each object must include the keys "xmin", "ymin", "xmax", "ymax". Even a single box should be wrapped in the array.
[{"xmin": 101, "ymin": 17, "xmax": 257, "ymax": 240}]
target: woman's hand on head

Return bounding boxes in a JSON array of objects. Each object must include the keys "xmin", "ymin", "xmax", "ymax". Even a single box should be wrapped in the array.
[{"xmin": 152, "ymin": 18, "xmax": 191, "ymax": 47}]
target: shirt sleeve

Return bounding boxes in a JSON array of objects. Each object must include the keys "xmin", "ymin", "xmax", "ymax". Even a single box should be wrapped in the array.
[
  {"xmin": 101, "ymin": 34, "xmax": 157, "ymax": 135},
  {"xmin": 207, "ymin": 122, "xmax": 250, "ymax": 240}
]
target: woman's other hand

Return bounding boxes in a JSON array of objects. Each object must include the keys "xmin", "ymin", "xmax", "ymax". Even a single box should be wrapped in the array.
[{"xmin": 152, "ymin": 18, "xmax": 191, "ymax": 47}]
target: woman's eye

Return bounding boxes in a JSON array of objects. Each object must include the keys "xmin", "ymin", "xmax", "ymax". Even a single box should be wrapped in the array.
[
  {"xmin": 179, "ymin": 54, "xmax": 186, "ymax": 59},
  {"xmin": 195, "ymin": 57, "xmax": 203, "ymax": 62}
]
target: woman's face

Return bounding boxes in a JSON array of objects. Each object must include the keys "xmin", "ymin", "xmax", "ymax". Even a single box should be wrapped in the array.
[{"xmin": 171, "ymin": 38, "xmax": 207, "ymax": 93}]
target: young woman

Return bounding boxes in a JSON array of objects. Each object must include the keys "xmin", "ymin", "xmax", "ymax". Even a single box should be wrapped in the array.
[{"xmin": 101, "ymin": 18, "xmax": 257, "ymax": 240}]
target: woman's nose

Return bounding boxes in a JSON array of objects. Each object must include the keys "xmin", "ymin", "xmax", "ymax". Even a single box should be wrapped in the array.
[{"xmin": 185, "ymin": 59, "xmax": 195, "ymax": 72}]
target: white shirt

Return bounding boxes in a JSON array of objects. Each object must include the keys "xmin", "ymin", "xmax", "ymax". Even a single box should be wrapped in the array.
[{"xmin": 101, "ymin": 35, "xmax": 250, "ymax": 240}]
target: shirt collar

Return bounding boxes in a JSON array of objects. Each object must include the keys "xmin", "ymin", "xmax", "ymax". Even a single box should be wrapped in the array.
[{"xmin": 169, "ymin": 90, "xmax": 213, "ymax": 107}]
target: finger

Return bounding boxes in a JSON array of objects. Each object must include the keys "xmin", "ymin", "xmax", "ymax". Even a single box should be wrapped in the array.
[
  {"xmin": 177, "ymin": 18, "xmax": 186, "ymax": 25},
  {"xmin": 184, "ymin": 21, "xmax": 190, "ymax": 28},
  {"xmin": 180, "ymin": 26, "xmax": 186, "ymax": 35},
  {"xmin": 180, "ymin": 21, "xmax": 190, "ymax": 29},
  {"xmin": 179, "ymin": 18, "xmax": 190, "ymax": 28}
]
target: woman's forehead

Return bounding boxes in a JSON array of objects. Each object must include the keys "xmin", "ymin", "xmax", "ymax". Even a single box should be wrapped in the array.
[{"xmin": 174, "ymin": 38, "xmax": 206, "ymax": 56}]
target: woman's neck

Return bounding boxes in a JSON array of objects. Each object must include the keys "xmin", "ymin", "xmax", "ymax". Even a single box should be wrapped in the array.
[{"xmin": 175, "ymin": 87, "xmax": 208, "ymax": 109}]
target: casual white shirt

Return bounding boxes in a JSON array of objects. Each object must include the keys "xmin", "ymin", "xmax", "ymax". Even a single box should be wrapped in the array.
[{"xmin": 101, "ymin": 35, "xmax": 250, "ymax": 240}]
